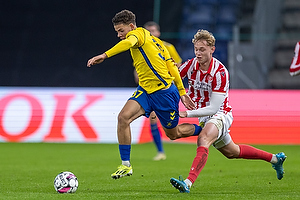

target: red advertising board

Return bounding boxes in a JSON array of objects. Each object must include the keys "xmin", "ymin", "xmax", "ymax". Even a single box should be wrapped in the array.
[{"xmin": 0, "ymin": 88, "xmax": 299, "ymax": 144}]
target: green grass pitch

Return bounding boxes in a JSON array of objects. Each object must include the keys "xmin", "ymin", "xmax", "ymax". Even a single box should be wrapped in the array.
[{"xmin": 0, "ymin": 142, "xmax": 299, "ymax": 200}]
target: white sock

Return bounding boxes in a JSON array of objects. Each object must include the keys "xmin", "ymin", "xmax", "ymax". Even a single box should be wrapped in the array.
[
  {"xmin": 122, "ymin": 160, "xmax": 131, "ymax": 167},
  {"xmin": 184, "ymin": 179, "xmax": 192, "ymax": 188},
  {"xmin": 270, "ymin": 154, "xmax": 278, "ymax": 164}
]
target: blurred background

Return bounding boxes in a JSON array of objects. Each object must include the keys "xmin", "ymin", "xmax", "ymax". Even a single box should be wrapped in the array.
[{"xmin": 1, "ymin": 0, "xmax": 299, "ymax": 89}]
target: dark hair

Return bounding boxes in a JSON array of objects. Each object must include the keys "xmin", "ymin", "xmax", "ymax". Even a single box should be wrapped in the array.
[
  {"xmin": 144, "ymin": 21, "xmax": 160, "ymax": 31},
  {"xmin": 112, "ymin": 10, "xmax": 136, "ymax": 25}
]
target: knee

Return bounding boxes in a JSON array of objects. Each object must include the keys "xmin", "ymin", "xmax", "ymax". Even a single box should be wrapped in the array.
[
  {"xmin": 117, "ymin": 112, "xmax": 129, "ymax": 126},
  {"xmin": 149, "ymin": 112, "xmax": 157, "ymax": 123},
  {"xmin": 150, "ymin": 112, "xmax": 157, "ymax": 119},
  {"xmin": 196, "ymin": 135, "xmax": 214, "ymax": 148}
]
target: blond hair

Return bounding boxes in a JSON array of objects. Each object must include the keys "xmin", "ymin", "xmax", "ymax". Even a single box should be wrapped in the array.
[{"xmin": 192, "ymin": 29, "xmax": 215, "ymax": 46}]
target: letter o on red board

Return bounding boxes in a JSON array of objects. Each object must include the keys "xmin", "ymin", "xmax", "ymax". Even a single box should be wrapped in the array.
[{"xmin": 0, "ymin": 94, "xmax": 43, "ymax": 142}]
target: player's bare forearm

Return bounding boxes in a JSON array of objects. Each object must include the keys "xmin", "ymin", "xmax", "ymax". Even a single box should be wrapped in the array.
[{"xmin": 87, "ymin": 53, "xmax": 107, "ymax": 67}]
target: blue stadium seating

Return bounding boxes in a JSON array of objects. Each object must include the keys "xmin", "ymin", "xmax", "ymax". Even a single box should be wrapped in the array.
[
  {"xmin": 216, "ymin": 5, "xmax": 238, "ymax": 24},
  {"xmin": 178, "ymin": 0, "xmax": 241, "ymax": 66}
]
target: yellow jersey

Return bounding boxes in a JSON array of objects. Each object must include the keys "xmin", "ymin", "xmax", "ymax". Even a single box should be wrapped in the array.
[{"xmin": 105, "ymin": 27, "xmax": 185, "ymax": 96}]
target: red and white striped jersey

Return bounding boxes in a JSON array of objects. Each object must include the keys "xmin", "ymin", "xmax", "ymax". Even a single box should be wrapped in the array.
[{"xmin": 179, "ymin": 57, "xmax": 232, "ymax": 113}]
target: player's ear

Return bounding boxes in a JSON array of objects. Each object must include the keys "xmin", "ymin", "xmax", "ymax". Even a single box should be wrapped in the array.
[
  {"xmin": 211, "ymin": 46, "xmax": 216, "ymax": 53},
  {"xmin": 129, "ymin": 23, "xmax": 135, "ymax": 30}
]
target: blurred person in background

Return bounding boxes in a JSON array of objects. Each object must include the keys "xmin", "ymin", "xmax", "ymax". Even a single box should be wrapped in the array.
[
  {"xmin": 133, "ymin": 21, "xmax": 182, "ymax": 161},
  {"xmin": 289, "ymin": 41, "xmax": 300, "ymax": 76}
]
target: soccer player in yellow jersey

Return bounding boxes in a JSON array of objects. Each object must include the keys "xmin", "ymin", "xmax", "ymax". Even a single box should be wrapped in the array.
[{"xmin": 87, "ymin": 10, "xmax": 203, "ymax": 179}]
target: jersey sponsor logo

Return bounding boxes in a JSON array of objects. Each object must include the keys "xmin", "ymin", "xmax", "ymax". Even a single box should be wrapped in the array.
[{"xmin": 189, "ymin": 80, "xmax": 211, "ymax": 91}]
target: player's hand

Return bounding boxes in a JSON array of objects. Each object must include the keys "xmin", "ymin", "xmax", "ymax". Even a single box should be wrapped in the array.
[
  {"xmin": 180, "ymin": 94, "xmax": 195, "ymax": 110},
  {"xmin": 87, "ymin": 53, "xmax": 107, "ymax": 67},
  {"xmin": 179, "ymin": 111, "xmax": 187, "ymax": 118}
]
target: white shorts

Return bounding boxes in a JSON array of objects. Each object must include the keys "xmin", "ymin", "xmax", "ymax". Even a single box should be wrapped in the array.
[{"xmin": 198, "ymin": 111, "xmax": 233, "ymax": 149}]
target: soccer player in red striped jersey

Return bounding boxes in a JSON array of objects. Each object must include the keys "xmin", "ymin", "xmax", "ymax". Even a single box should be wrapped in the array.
[
  {"xmin": 170, "ymin": 30, "xmax": 287, "ymax": 193},
  {"xmin": 290, "ymin": 41, "xmax": 300, "ymax": 76}
]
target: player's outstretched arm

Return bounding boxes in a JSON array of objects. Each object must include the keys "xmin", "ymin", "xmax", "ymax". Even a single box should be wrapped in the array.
[
  {"xmin": 185, "ymin": 92, "xmax": 226, "ymax": 118},
  {"xmin": 87, "ymin": 53, "xmax": 107, "ymax": 67},
  {"xmin": 87, "ymin": 36, "xmax": 138, "ymax": 68}
]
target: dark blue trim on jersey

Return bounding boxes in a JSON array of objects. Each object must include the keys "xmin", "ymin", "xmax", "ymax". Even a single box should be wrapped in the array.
[{"xmin": 138, "ymin": 47, "xmax": 168, "ymax": 86}]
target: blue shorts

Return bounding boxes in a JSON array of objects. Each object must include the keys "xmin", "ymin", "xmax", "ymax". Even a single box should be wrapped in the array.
[{"xmin": 129, "ymin": 84, "xmax": 180, "ymax": 129}]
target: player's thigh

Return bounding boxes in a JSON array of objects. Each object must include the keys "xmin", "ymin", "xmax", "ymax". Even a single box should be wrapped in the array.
[{"xmin": 118, "ymin": 99, "xmax": 145, "ymax": 123}]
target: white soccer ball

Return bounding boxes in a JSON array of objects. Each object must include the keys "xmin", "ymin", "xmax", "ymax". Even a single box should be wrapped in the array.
[{"xmin": 54, "ymin": 171, "xmax": 78, "ymax": 193}]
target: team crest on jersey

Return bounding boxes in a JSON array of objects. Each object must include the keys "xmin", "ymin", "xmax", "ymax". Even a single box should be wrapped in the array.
[{"xmin": 206, "ymin": 74, "xmax": 213, "ymax": 82}]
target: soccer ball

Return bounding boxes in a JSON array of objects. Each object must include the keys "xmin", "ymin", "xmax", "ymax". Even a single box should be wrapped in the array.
[{"xmin": 54, "ymin": 171, "xmax": 78, "ymax": 193}]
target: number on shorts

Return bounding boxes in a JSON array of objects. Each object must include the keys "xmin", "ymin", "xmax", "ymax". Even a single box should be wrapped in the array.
[{"xmin": 131, "ymin": 90, "xmax": 143, "ymax": 98}]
